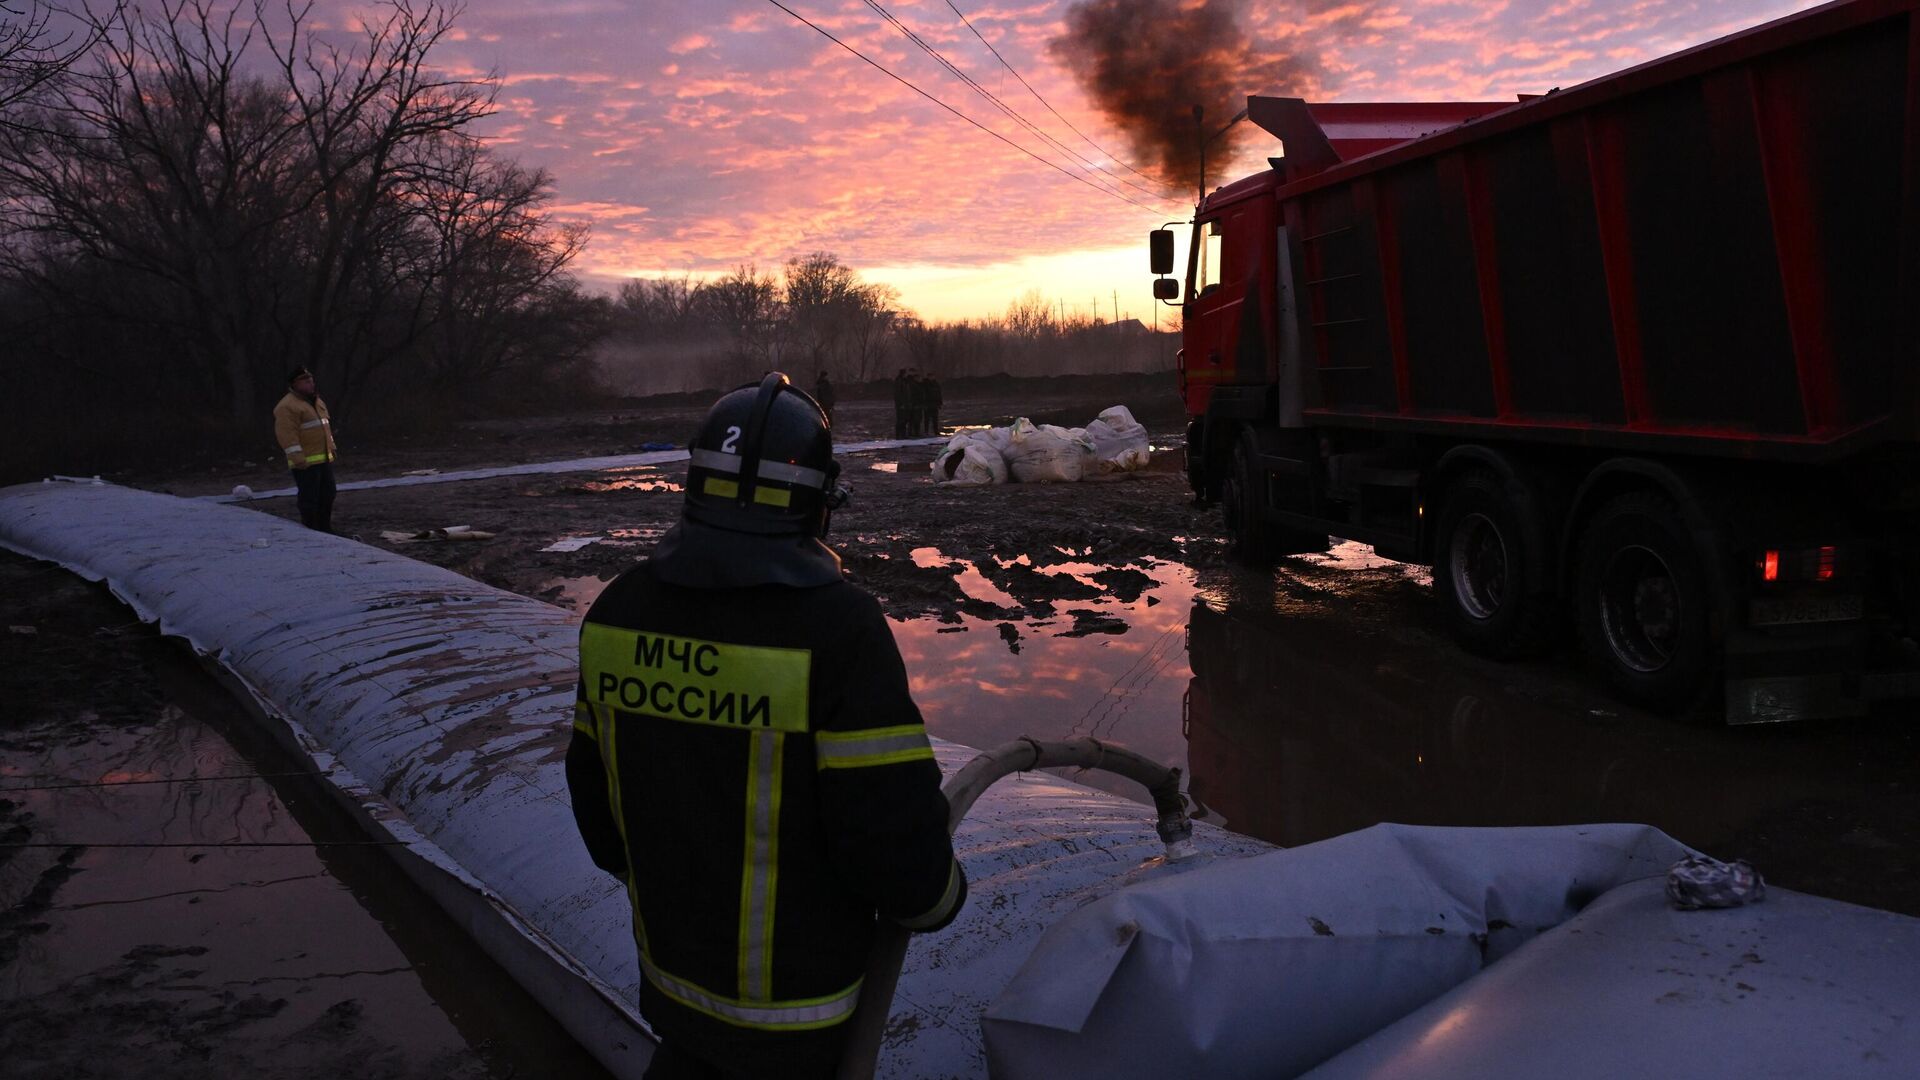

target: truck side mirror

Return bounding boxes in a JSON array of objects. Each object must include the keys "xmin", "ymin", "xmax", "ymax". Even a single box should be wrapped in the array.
[
  {"xmin": 1149, "ymin": 229, "xmax": 1175, "ymax": 276},
  {"xmin": 1153, "ymin": 277, "xmax": 1180, "ymax": 301}
]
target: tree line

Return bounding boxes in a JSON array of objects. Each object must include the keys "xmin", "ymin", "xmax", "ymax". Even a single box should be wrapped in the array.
[{"xmin": 602, "ymin": 266, "xmax": 1177, "ymax": 398}]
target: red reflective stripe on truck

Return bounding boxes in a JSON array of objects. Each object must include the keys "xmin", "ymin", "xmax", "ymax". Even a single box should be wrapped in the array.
[
  {"xmin": 1459, "ymin": 149, "xmax": 1514, "ymax": 419},
  {"xmin": 1750, "ymin": 63, "xmax": 1840, "ymax": 436},
  {"xmin": 1356, "ymin": 176, "xmax": 1414, "ymax": 415},
  {"xmin": 1584, "ymin": 110, "xmax": 1653, "ymax": 428}
]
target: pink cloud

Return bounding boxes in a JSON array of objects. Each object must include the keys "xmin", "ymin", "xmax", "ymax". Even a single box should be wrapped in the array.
[{"xmin": 296, "ymin": 0, "xmax": 1826, "ymax": 319}]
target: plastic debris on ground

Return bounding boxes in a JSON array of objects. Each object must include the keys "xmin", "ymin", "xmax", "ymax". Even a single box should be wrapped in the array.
[
  {"xmin": 378, "ymin": 525, "xmax": 496, "ymax": 543},
  {"xmin": 540, "ymin": 536, "xmax": 601, "ymax": 553},
  {"xmin": 933, "ymin": 406, "xmax": 1150, "ymax": 485},
  {"xmin": 1666, "ymin": 853, "xmax": 1766, "ymax": 909}
]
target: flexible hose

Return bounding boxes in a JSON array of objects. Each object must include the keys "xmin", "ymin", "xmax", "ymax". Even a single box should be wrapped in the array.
[{"xmin": 835, "ymin": 737, "xmax": 1195, "ymax": 1080}]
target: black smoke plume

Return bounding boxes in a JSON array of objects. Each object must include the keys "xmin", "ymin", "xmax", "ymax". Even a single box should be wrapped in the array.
[{"xmin": 1050, "ymin": 0, "xmax": 1320, "ymax": 196}]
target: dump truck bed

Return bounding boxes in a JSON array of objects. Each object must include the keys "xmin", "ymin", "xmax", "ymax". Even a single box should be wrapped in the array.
[{"xmin": 1209, "ymin": 0, "xmax": 1919, "ymax": 463}]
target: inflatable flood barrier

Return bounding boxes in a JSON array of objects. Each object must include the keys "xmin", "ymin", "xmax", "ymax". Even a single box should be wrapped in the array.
[
  {"xmin": 0, "ymin": 480, "xmax": 1270, "ymax": 1079},
  {"xmin": 196, "ymin": 436, "xmax": 948, "ymax": 503}
]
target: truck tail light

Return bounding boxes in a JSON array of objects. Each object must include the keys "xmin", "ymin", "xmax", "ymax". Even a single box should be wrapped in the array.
[{"xmin": 1756, "ymin": 545, "xmax": 1841, "ymax": 585}]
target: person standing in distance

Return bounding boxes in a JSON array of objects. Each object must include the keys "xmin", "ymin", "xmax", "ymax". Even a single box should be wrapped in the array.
[
  {"xmin": 814, "ymin": 369, "xmax": 836, "ymax": 427},
  {"xmin": 273, "ymin": 367, "xmax": 338, "ymax": 532},
  {"xmin": 567, "ymin": 373, "xmax": 967, "ymax": 1080}
]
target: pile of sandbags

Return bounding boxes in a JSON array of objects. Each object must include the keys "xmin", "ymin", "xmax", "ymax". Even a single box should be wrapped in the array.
[{"xmin": 932, "ymin": 406, "xmax": 1151, "ymax": 485}]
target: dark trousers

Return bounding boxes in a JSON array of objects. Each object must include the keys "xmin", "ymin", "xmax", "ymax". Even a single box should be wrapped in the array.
[
  {"xmin": 894, "ymin": 406, "xmax": 908, "ymax": 438},
  {"xmin": 292, "ymin": 462, "xmax": 336, "ymax": 533}
]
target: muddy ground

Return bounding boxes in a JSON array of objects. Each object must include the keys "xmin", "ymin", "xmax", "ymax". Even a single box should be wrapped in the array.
[{"xmin": 9, "ymin": 375, "xmax": 1920, "ymax": 1074}]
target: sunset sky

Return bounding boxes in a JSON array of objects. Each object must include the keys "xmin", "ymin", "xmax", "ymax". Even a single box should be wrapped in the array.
[{"xmin": 355, "ymin": 0, "xmax": 1819, "ymax": 323}]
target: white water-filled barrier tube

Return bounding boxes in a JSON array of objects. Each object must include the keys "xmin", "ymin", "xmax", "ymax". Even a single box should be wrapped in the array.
[
  {"xmin": 0, "ymin": 480, "xmax": 1269, "ymax": 1078},
  {"xmin": 7, "ymin": 479, "xmax": 1918, "ymax": 1079}
]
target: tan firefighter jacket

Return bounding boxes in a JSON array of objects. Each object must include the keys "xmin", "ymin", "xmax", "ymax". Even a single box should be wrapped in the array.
[{"xmin": 273, "ymin": 392, "xmax": 337, "ymax": 469}]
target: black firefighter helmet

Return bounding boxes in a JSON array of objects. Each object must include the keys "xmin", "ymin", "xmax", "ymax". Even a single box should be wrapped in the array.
[{"xmin": 683, "ymin": 373, "xmax": 845, "ymax": 537}]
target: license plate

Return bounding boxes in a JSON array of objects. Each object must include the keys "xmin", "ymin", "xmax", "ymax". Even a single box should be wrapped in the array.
[{"xmin": 1750, "ymin": 594, "xmax": 1863, "ymax": 627}]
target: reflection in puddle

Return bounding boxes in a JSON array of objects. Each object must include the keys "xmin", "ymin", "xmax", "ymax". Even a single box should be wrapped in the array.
[
  {"xmin": 576, "ymin": 467, "xmax": 682, "ymax": 494},
  {"xmin": 547, "ymin": 575, "xmax": 616, "ymax": 612},
  {"xmin": 0, "ymin": 621, "xmax": 597, "ymax": 1075},
  {"xmin": 891, "ymin": 558, "xmax": 1199, "ymax": 807},
  {"xmin": 539, "ymin": 552, "xmax": 1913, "ymax": 876}
]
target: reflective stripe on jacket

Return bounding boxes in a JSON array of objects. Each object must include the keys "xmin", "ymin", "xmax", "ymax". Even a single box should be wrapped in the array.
[
  {"xmin": 566, "ymin": 566, "xmax": 965, "ymax": 1036},
  {"xmin": 273, "ymin": 392, "xmax": 336, "ymax": 468}
]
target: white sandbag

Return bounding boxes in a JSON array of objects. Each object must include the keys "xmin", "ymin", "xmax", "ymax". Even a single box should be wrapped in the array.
[
  {"xmin": 934, "ymin": 443, "xmax": 1008, "ymax": 485},
  {"xmin": 934, "ymin": 432, "xmax": 1010, "ymax": 485},
  {"xmin": 981, "ymin": 823, "xmax": 1693, "ymax": 1080},
  {"xmin": 1005, "ymin": 429, "xmax": 1085, "ymax": 483},
  {"xmin": 1085, "ymin": 406, "xmax": 1151, "ymax": 473}
]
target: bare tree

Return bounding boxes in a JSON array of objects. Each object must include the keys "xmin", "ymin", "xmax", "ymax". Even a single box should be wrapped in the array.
[
  {"xmin": 843, "ymin": 281, "xmax": 899, "ymax": 382},
  {"xmin": 1005, "ymin": 288, "xmax": 1054, "ymax": 342},
  {"xmin": 0, "ymin": 0, "xmax": 498, "ymax": 424},
  {"xmin": 0, "ymin": 0, "xmax": 109, "ymax": 128},
  {"xmin": 783, "ymin": 251, "xmax": 859, "ymax": 374},
  {"xmin": 695, "ymin": 263, "xmax": 781, "ymax": 378},
  {"xmin": 616, "ymin": 274, "xmax": 700, "ymax": 335},
  {"xmin": 406, "ymin": 132, "xmax": 586, "ymax": 388}
]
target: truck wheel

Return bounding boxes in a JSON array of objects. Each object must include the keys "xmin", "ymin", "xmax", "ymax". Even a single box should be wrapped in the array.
[
  {"xmin": 1433, "ymin": 469, "xmax": 1557, "ymax": 659},
  {"xmin": 1223, "ymin": 429, "xmax": 1326, "ymax": 565},
  {"xmin": 1574, "ymin": 493, "xmax": 1714, "ymax": 713},
  {"xmin": 1223, "ymin": 430, "xmax": 1275, "ymax": 565},
  {"xmin": 1186, "ymin": 418, "xmax": 1210, "ymax": 505}
]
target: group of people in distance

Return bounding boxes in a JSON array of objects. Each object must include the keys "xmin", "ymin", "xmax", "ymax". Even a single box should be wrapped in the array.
[{"xmin": 894, "ymin": 367, "xmax": 943, "ymax": 437}]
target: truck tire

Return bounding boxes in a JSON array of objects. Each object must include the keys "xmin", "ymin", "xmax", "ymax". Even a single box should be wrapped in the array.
[
  {"xmin": 1223, "ymin": 428, "xmax": 1327, "ymax": 565},
  {"xmin": 1573, "ymin": 492, "xmax": 1714, "ymax": 713},
  {"xmin": 1186, "ymin": 418, "xmax": 1210, "ymax": 505},
  {"xmin": 1432, "ymin": 469, "xmax": 1558, "ymax": 659},
  {"xmin": 1223, "ymin": 430, "xmax": 1276, "ymax": 565}
]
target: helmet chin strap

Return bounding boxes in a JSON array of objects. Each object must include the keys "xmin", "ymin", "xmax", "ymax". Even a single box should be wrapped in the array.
[
  {"xmin": 734, "ymin": 373, "xmax": 789, "ymax": 511},
  {"xmin": 819, "ymin": 461, "xmax": 850, "ymax": 538}
]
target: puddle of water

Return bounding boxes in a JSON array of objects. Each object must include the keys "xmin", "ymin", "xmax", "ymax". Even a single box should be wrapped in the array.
[
  {"xmin": 576, "ymin": 467, "xmax": 681, "ymax": 494},
  {"xmin": 891, "ymin": 559, "xmax": 1199, "ymax": 807},
  {"xmin": 534, "ymin": 551, "xmax": 1918, "ymax": 912},
  {"xmin": 547, "ymin": 574, "xmax": 617, "ymax": 612},
  {"xmin": 607, "ymin": 526, "xmax": 667, "ymax": 545},
  {"xmin": 0, "ymin": 557, "xmax": 607, "ymax": 1076}
]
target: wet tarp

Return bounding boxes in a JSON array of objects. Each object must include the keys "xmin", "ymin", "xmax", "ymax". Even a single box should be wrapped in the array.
[
  {"xmin": 1304, "ymin": 876, "xmax": 1920, "ymax": 1079},
  {"xmin": 983, "ymin": 822, "xmax": 1920, "ymax": 1079},
  {"xmin": 0, "ymin": 479, "xmax": 1268, "ymax": 1079}
]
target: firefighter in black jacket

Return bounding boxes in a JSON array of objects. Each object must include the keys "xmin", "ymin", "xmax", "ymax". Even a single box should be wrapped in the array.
[{"xmin": 568, "ymin": 373, "xmax": 965, "ymax": 1080}]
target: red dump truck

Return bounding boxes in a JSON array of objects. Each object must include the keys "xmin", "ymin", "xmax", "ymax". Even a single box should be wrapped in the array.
[{"xmin": 1154, "ymin": 0, "xmax": 1920, "ymax": 722}]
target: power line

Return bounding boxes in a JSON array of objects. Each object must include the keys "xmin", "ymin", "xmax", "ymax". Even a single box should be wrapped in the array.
[
  {"xmin": 941, "ymin": 0, "xmax": 1173, "ymax": 193},
  {"xmin": 860, "ymin": 0, "xmax": 1180, "ymax": 207},
  {"xmin": 759, "ymin": 0, "xmax": 1169, "ymax": 214}
]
